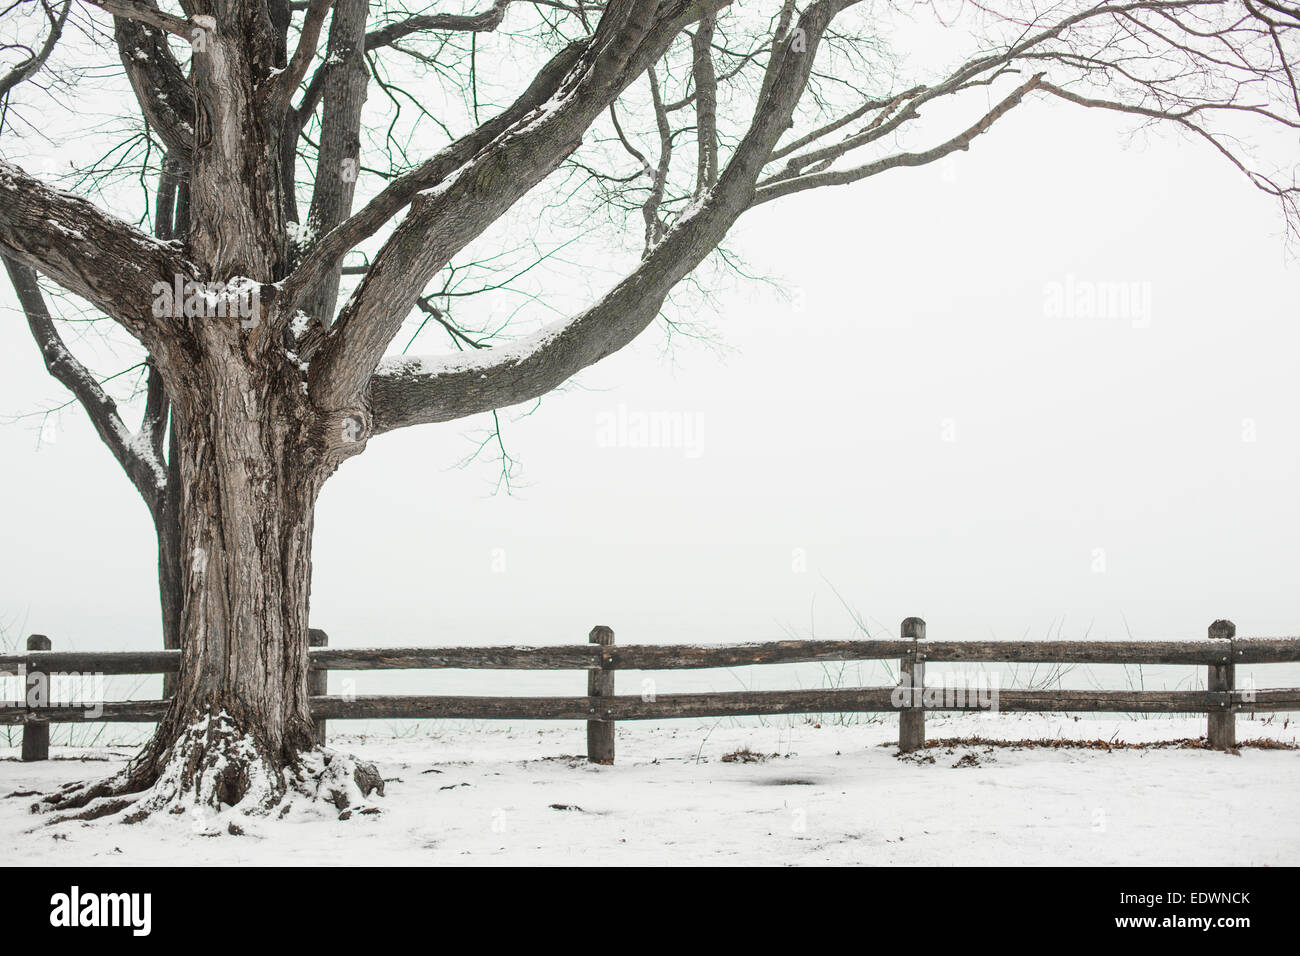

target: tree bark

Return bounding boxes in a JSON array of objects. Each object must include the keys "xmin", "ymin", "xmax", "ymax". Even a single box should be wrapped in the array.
[
  {"xmin": 156, "ymin": 421, "xmax": 183, "ymax": 695},
  {"xmin": 41, "ymin": 335, "xmax": 367, "ymax": 817},
  {"xmin": 188, "ymin": 11, "xmax": 288, "ymax": 282},
  {"xmin": 298, "ymin": 0, "xmax": 369, "ymax": 329},
  {"xmin": 33, "ymin": 3, "xmax": 375, "ymax": 817},
  {"xmin": 143, "ymin": 378, "xmax": 319, "ymax": 802}
]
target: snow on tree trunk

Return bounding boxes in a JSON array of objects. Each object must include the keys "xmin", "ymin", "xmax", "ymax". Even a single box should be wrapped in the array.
[
  {"xmin": 38, "ymin": 334, "xmax": 381, "ymax": 820},
  {"xmin": 151, "ymin": 363, "xmax": 320, "ymax": 807}
]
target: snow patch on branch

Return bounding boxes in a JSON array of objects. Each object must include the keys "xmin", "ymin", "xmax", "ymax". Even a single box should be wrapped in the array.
[
  {"xmin": 126, "ymin": 426, "xmax": 168, "ymax": 493},
  {"xmin": 377, "ymin": 321, "xmax": 568, "ymax": 380}
]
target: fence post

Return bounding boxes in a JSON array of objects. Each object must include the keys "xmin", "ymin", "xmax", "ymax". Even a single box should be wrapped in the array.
[
  {"xmin": 899, "ymin": 617, "xmax": 926, "ymax": 752},
  {"xmin": 587, "ymin": 625, "xmax": 615, "ymax": 765},
  {"xmin": 308, "ymin": 628, "xmax": 328, "ymax": 748},
  {"xmin": 1207, "ymin": 619, "xmax": 1236, "ymax": 750},
  {"xmin": 22, "ymin": 634, "xmax": 51, "ymax": 762}
]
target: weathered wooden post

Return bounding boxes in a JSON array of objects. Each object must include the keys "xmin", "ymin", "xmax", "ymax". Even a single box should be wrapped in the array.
[
  {"xmin": 1207, "ymin": 619, "xmax": 1236, "ymax": 750},
  {"xmin": 22, "ymin": 634, "xmax": 51, "ymax": 762},
  {"xmin": 308, "ymin": 628, "xmax": 328, "ymax": 747},
  {"xmin": 587, "ymin": 625, "xmax": 615, "ymax": 765},
  {"xmin": 899, "ymin": 617, "xmax": 926, "ymax": 752}
]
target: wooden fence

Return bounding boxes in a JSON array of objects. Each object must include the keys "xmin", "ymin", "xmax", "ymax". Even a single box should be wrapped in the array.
[{"xmin": 3, "ymin": 619, "xmax": 1299, "ymax": 764}]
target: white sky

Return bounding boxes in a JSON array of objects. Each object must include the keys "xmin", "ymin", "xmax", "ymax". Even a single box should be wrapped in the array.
[{"xmin": 1, "ymin": 10, "xmax": 1297, "ymax": 689}]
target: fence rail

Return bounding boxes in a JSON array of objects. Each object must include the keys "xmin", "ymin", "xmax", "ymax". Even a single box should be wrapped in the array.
[
  {"xmin": 4, "ymin": 620, "xmax": 1299, "ymax": 764},
  {"xmin": 7, "ymin": 637, "xmax": 1300, "ymax": 674}
]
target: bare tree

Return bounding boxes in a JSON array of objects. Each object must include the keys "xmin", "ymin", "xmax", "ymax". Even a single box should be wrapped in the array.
[{"xmin": 0, "ymin": 0, "xmax": 1294, "ymax": 819}]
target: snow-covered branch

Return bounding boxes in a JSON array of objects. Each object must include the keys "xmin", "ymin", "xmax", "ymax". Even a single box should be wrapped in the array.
[
  {"xmin": 303, "ymin": 0, "xmax": 727, "ymax": 414},
  {"xmin": 0, "ymin": 160, "xmax": 193, "ymax": 348},
  {"xmin": 368, "ymin": 0, "xmax": 859, "ymax": 433},
  {"xmin": 4, "ymin": 255, "xmax": 167, "ymax": 508}
]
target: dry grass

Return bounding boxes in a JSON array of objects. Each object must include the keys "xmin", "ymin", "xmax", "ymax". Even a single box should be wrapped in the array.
[{"xmin": 720, "ymin": 745, "xmax": 780, "ymax": 763}]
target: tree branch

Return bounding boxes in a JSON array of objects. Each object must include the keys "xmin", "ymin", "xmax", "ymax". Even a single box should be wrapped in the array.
[
  {"xmin": 0, "ymin": 159, "xmax": 191, "ymax": 345},
  {"xmin": 305, "ymin": 0, "xmax": 726, "ymax": 415},
  {"xmin": 369, "ymin": 0, "xmax": 858, "ymax": 432},
  {"xmin": 280, "ymin": 35, "xmax": 590, "ymax": 314},
  {"xmin": 364, "ymin": 0, "xmax": 513, "ymax": 50},
  {"xmin": 690, "ymin": 7, "xmax": 718, "ymax": 195},
  {"xmin": 751, "ymin": 72, "xmax": 1046, "ymax": 206},
  {"xmin": 115, "ymin": 11, "xmax": 196, "ymax": 157},
  {"xmin": 1038, "ymin": 78, "xmax": 1300, "ymax": 212},
  {"xmin": 85, "ymin": 0, "xmax": 191, "ymax": 37},
  {"xmin": 4, "ymin": 254, "xmax": 166, "ymax": 509},
  {"xmin": 295, "ymin": 0, "xmax": 368, "ymax": 336},
  {"xmin": 273, "ymin": 0, "xmax": 335, "ymax": 111},
  {"xmin": 0, "ymin": 0, "xmax": 69, "ymax": 102}
]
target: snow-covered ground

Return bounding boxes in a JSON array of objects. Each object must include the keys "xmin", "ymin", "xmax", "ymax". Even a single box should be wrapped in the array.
[{"xmin": 2, "ymin": 712, "xmax": 1296, "ymax": 866}]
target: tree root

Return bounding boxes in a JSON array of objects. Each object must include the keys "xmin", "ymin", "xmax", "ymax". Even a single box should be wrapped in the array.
[{"xmin": 26, "ymin": 712, "xmax": 383, "ymax": 827}]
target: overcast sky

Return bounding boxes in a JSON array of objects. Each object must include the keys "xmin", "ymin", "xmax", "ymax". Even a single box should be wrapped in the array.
[{"xmin": 1, "ymin": 23, "xmax": 1297, "ymax": 702}]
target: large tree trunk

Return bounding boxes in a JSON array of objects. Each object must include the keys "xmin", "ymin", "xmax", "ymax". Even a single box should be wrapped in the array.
[
  {"xmin": 37, "ymin": 4, "xmax": 382, "ymax": 816},
  {"xmin": 142, "ymin": 358, "xmax": 321, "ymax": 807},
  {"xmin": 144, "ymin": 6, "xmax": 309, "ymax": 805},
  {"xmin": 43, "ymin": 343, "xmax": 379, "ymax": 820}
]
